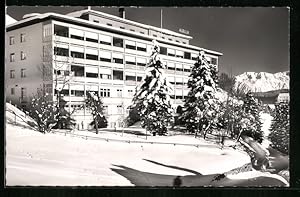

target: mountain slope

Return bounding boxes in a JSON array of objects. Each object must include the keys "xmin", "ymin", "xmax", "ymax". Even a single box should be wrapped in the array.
[{"xmin": 233, "ymin": 71, "xmax": 289, "ymax": 94}]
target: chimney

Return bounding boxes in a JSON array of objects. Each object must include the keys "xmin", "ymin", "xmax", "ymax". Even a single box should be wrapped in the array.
[{"xmin": 119, "ymin": 8, "xmax": 125, "ymax": 19}]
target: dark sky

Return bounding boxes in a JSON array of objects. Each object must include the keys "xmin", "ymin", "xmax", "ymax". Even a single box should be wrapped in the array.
[{"xmin": 7, "ymin": 6, "xmax": 289, "ymax": 75}]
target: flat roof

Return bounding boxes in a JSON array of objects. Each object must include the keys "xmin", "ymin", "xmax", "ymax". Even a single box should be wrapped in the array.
[
  {"xmin": 6, "ymin": 11, "xmax": 223, "ymax": 56},
  {"xmin": 66, "ymin": 9, "xmax": 193, "ymax": 40}
]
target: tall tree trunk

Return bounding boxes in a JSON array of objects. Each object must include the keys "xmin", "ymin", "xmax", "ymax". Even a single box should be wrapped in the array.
[
  {"xmin": 203, "ymin": 123, "xmax": 211, "ymax": 139},
  {"xmin": 95, "ymin": 117, "xmax": 98, "ymax": 134}
]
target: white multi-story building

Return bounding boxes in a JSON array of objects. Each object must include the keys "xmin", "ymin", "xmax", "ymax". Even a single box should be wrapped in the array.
[{"xmin": 5, "ymin": 8, "xmax": 222, "ymax": 129}]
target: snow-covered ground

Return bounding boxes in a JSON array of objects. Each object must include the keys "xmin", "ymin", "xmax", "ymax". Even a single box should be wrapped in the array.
[
  {"xmin": 6, "ymin": 122, "xmax": 252, "ymax": 186},
  {"xmin": 5, "ymin": 103, "xmax": 287, "ymax": 186}
]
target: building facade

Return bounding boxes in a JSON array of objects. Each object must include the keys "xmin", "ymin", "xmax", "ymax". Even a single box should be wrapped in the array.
[{"xmin": 6, "ymin": 8, "xmax": 222, "ymax": 129}]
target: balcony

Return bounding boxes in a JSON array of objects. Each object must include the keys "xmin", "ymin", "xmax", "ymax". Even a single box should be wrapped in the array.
[
  {"xmin": 125, "ymin": 80, "xmax": 137, "ymax": 86},
  {"xmin": 125, "ymin": 64, "xmax": 136, "ymax": 70}
]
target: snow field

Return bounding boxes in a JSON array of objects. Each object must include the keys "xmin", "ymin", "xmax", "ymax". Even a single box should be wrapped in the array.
[{"xmin": 6, "ymin": 123, "xmax": 250, "ymax": 186}]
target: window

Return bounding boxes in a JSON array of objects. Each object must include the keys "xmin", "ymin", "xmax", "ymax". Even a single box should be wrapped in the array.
[
  {"xmin": 21, "ymin": 87, "xmax": 26, "ymax": 98},
  {"xmin": 191, "ymin": 53, "xmax": 198, "ymax": 61},
  {"xmin": 167, "ymin": 62, "xmax": 175, "ymax": 70},
  {"xmin": 184, "ymin": 68, "xmax": 191, "ymax": 73},
  {"xmin": 176, "ymin": 50, "xmax": 184, "ymax": 58},
  {"xmin": 126, "ymin": 75, "xmax": 136, "ymax": 81},
  {"xmin": 113, "ymin": 53, "xmax": 123, "ymax": 64},
  {"xmin": 136, "ymin": 57, "xmax": 147, "ymax": 66},
  {"xmin": 100, "ymin": 74, "xmax": 111, "ymax": 79},
  {"xmin": 120, "ymin": 26, "xmax": 125, "ymax": 29},
  {"xmin": 54, "ymin": 47, "xmax": 69, "ymax": 56},
  {"xmin": 99, "ymin": 34, "xmax": 112, "ymax": 45},
  {"xmin": 176, "ymin": 66, "xmax": 183, "ymax": 72},
  {"xmin": 10, "ymin": 70, "xmax": 15, "ymax": 78},
  {"xmin": 211, "ymin": 58, "xmax": 217, "ymax": 65},
  {"xmin": 136, "ymin": 43, "xmax": 146, "ymax": 52},
  {"xmin": 21, "ymin": 51, "xmax": 26, "ymax": 60},
  {"xmin": 125, "ymin": 40, "xmax": 136, "ymax": 50},
  {"xmin": 71, "ymin": 90, "xmax": 84, "ymax": 97},
  {"xmin": 70, "ymin": 28, "xmax": 84, "ymax": 40},
  {"xmin": 107, "ymin": 23, "xmax": 112, "ymax": 26},
  {"xmin": 140, "ymin": 32, "xmax": 145, "ymax": 34},
  {"xmin": 128, "ymin": 89, "xmax": 134, "ymax": 97},
  {"xmin": 54, "ymin": 69, "xmax": 70, "ymax": 76},
  {"xmin": 117, "ymin": 105, "xmax": 123, "ymax": 114},
  {"xmin": 71, "ymin": 51, "xmax": 84, "ymax": 59},
  {"xmin": 60, "ymin": 89, "xmax": 69, "ymax": 96},
  {"xmin": 21, "ymin": 68, "xmax": 26, "ymax": 78},
  {"xmin": 54, "ymin": 25, "xmax": 69, "ymax": 37},
  {"xmin": 20, "ymin": 33, "xmax": 25, "ymax": 43},
  {"xmin": 117, "ymin": 89, "xmax": 122, "ymax": 97},
  {"xmin": 85, "ymin": 32, "xmax": 98, "ymax": 43},
  {"xmin": 99, "ymin": 51, "xmax": 111, "ymax": 62},
  {"xmin": 86, "ymin": 54, "xmax": 98, "ymax": 60},
  {"xmin": 176, "ymin": 95, "xmax": 183, "ymax": 99},
  {"xmin": 11, "ymin": 88, "xmax": 15, "ymax": 95},
  {"xmin": 168, "ymin": 38, "xmax": 172, "ymax": 41},
  {"xmin": 10, "ymin": 53, "xmax": 15, "ymax": 62},
  {"xmin": 113, "ymin": 37, "xmax": 123, "ymax": 48},
  {"xmin": 71, "ymin": 65, "xmax": 84, "ymax": 77},
  {"xmin": 125, "ymin": 56, "xmax": 136, "ymax": 65},
  {"xmin": 167, "ymin": 48, "xmax": 175, "ymax": 56},
  {"xmin": 153, "ymin": 34, "xmax": 157, "ymax": 37},
  {"xmin": 130, "ymin": 29, "xmax": 135, "ymax": 32},
  {"xmin": 176, "ymin": 40, "xmax": 180, "ymax": 43},
  {"xmin": 85, "ymin": 48, "xmax": 98, "ymax": 60},
  {"xmin": 137, "ymin": 76, "xmax": 142, "ymax": 81},
  {"xmin": 9, "ymin": 36, "xmax": 14, "ymax": 45},
  {"xmin": 113, "ymin": 70, "xmax": 123, "ymax": 80},
  {"xmin": 93, "ymin": 20, "xmax": 99, "ymax": 23},
  {"xmin": 86, "ymin": 73, "xmax": 98, "ymax": 78},
  {"xmin": 184, "ymin": 52, "xmax": 191, "ymax": 60},
  {"xmin": 100, "ymin": 88, "xmax": 110, "ymax": 97},
  {"xmin": 159, "ymin": 47, "xmax": 167, "ymax": 55}
]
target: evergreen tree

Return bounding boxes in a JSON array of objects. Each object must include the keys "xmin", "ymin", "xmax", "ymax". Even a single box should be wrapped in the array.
[
  {"xmin": 85, "ymin": 91, "xmax": 108, "ymax": 134},
  {"xmin": 181, "ymin": 50, "xmax": 219, "ymax": 138},
  {"xmin": 238, "ymin": 92, "xmax": 264, "ymax": 143},
  {"xmin": 269, "ymin": 102, "xmax": 289, "ymax": 155},
  {"xmin": 54, "ymin": 94, "xmax": 76, "ymax": 129},
  {"xmin": 130, "ymin": 40, "xmax": 173, "ymax": 136}
]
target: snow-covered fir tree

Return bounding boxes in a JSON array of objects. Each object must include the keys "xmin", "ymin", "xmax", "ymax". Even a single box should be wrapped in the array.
[
  {"xmin": 238, "ymin": 92, "xmax": 264, "ymax": 143},
  {"xmin": 28, "ymin": 92, "xmax": 58, "ymax": 133},
  {"xmin": 269, "ymin": 102, "xmax": 289, "ymax": 155},
  {"xmin": 54, "ymin": 94, "xmax": 76, "ymax": 129},
  {"xmin": 130, "ymin": 40, "xmax": 173, "ymax": 136},
  {"xmin": 85, "ymin": 91, "xmax": 107, "ymax": 134},
  {"xmin": 181, "ymin": 50, "xmax": 219, "ymax": 138}
]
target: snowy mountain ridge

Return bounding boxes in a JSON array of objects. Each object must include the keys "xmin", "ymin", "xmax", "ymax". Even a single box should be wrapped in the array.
[{"xmin": 233, "ymin": 71, "xmax": 289, "ymax": 94}]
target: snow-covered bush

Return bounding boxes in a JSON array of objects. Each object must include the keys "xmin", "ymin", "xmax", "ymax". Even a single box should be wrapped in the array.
[
  {"xmin": 28, "ymin": 93, "xmax": 58, "ymax": 133},
  {"xmin": 130, "ymin": 40, "xmax": 173, "ymax": 136},
  {"xmin": 85, "ymin": 91, "xmax": 108, "ymax": 133},
  {"xmin": 180, "ymin": 50, "xmax": 219, "ymax": 137},
  {"xmin": 269, "ymin": 102, "xmax": 289, "ymax": 155}
]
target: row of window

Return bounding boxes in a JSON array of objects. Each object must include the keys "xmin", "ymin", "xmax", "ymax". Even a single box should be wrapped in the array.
[
  {"xmin": 54, "ymin": 47, "xmax": 147, "ymax": 66},
  {"xmin": 9, "ymin": 51, "xmax": 26, "ymax": 62},
  {"xmin": 53, "ymin": 25, "xmax": 217, "ymax": 64},
  {"xmin": 10, "ymin": 87, "xmax": 26, "ymax": 98},
  {"xmin": 9, "ymin": 69, "xmax": 26, "ymax": 78},
  {"xmin": 9, "ymin": 34, "xmax": 26, "ymax": 45},
  {"xmin": 97, "ymin": 21, "xmax": 187, "ymax": 44}
]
